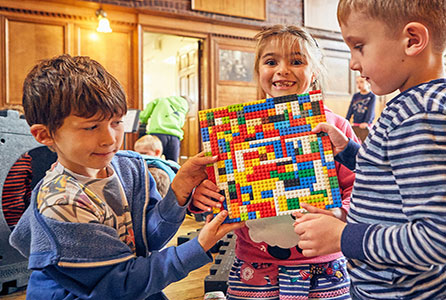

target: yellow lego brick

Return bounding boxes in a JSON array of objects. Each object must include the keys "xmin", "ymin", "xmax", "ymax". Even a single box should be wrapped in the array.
[
  {"xmin": 219, "ymin": 175, "xmax": 227, "ymax": 182},
  {"xmin": 268, "ymin": 108, "xmax": 276, "ymax": 116},
  {"xmin": 252, "ymin": 158, "xmax": 260, "ymax": 166},
  {"xmin": 217, "ymin": 160, "xmax": 225, "ymax": 168},
  {"xmin": 242, "ymin": 193, "xmax": 250, "ymax": 202},
  {"xmin": 285, "ymin": 164, "xmax": 294, "ymax": 172},
  {"xmin": 267, "ymin": 152, "xmax": 276, "ymax": 160},
  {"xmin": 303, "ymin": 102, "xmax": 312, "ymax": 110}
]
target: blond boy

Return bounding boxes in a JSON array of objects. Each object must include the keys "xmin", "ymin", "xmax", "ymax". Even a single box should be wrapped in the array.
[{"xmin": 293, "ymin": 1, "xmax": 446, "ymax": 299}]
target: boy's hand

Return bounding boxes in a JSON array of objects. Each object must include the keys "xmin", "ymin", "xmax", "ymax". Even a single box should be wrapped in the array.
[
  {"xmin": 192, "ymin": 179, "xmax": 225, "ymax": 212},
  {"xmin": 293, "ymin": 203, "xmax": 346, "ymax": 257},
  {"xmin": 198, "ymin": 210, "xmax": 245, "ymax": 252},
  {"xmin": 312, "ymin": 122, "xmax": 349, "ymax": 155},
  {"xmin": 171, "ymin": 152, "xmax": 217, "ymax": 206},
  {"xmin": 293, "ymin": 202, "xmax": 347, "ymax": 222}
]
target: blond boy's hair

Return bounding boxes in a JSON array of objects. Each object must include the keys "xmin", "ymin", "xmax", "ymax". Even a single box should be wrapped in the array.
[
  {"xmin": 337, "ymin": 0, "xmax": 446, "ymax": 53},
  {"xmin": 134, "ymin": 135, "xmax": 163, "ymax": 155},
  {"xmin": 253, "ymin": 25, "xmax": 327, "ymax": 99}
]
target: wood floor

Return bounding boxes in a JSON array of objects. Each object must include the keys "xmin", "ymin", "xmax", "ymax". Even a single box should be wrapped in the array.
[{"xmin": 1, "ymin": 216, "xmax": 210, "ymax": 300}]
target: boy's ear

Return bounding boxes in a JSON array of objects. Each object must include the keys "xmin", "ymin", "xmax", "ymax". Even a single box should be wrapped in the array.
[
  {"xmin": 403, "ymin": 22, "xmax": 429, "ymax": 56},
  {"xmin": 30, "ymin": 124, "xmax": 54, "ymax": 146}
]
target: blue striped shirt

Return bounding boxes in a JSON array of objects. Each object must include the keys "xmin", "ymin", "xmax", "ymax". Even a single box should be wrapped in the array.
[{"xmin": 340, "ymin": 79, "xmax": 446, "ymax": 299}]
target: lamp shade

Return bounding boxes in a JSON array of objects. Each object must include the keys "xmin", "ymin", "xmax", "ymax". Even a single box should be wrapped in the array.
[{"xmin": 96, "ymin": 9, "xmax": 112, "ymax": 33}]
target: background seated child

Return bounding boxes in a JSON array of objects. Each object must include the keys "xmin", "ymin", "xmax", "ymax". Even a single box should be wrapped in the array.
[
  {"xmin": 134, "ymin": 134, "xmax": 163, "ymax": 157},
  {"xmin": 9, "ymin": 54, "xmax": 243, "ymax": 300},
  {"xmin": 134, "ymin": 134, "xmax": 181, "ymax": 197}
]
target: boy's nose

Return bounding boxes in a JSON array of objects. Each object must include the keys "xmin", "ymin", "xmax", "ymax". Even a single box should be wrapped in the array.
[
  {"xmin": 100, "ymin": 126, "xmax": 117, "ymax": 146},
  {"xmin": 349, "ymin": 57, "xmax": 361, "ymax": 72}
]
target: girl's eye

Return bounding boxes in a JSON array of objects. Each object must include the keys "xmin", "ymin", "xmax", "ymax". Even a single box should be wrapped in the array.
[
  {"xmin": 291, "ymin": 59, "xmax": 303, "ymax": 66},
  {"xmin": 264, "ymin": 59, "xmax": 276, "ymax": 66}
]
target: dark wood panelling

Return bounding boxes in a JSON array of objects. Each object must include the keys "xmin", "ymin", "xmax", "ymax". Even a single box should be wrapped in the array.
[{"xmin": 6, "ymin": 18, "xmax": 66, "ymax": 105}]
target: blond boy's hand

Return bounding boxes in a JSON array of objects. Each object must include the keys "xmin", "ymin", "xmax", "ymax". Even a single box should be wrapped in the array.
[
  {"xmin": 198, "ymin": 210, "xmax": 245, "ymax": 252},
  {"xmin": 171, "ymin": 152, "xmax": 217, "ymax": 206},
  {"xmin": 312, "ymin": 122, "xmax": 349, "ymax": 155},
  {"xmin": 192, "ymin": 179, "xmax": 225, "ymax": 212},
  {"xmin": 293, "ymin": 203, "xmax": 346, "ymax": 257}
]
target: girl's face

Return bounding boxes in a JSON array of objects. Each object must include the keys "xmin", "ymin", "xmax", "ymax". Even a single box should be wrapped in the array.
[{"xmin": 258, "ymin": 42, "xmax": 314, "ymax": 98}]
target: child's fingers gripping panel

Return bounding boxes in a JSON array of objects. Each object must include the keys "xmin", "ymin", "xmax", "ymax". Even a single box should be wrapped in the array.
[{"xmin": 199, "ymin": 91, "xmax": 342, "ymax": 223}]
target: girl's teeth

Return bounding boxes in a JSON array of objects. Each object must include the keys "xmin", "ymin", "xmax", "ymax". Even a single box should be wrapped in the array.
[{"xmin": 275, "ymin": 82, "xmax": 293, "ymax": 87}]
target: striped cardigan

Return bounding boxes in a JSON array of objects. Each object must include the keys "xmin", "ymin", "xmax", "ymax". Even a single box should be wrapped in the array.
[{"xmin": 339, "ymin": 79, "xmax": 446, "ymax": 299}]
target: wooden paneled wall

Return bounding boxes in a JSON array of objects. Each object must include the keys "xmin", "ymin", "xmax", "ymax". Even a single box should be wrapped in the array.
[{"xmin": 0, "ymin": 1, "xmax": 138, "ymax": 110}]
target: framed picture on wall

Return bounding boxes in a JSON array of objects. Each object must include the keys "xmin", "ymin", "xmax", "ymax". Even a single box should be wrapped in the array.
[{"xmin": 218, "ymin": 48, "xmax": 255, "ymax": 83}]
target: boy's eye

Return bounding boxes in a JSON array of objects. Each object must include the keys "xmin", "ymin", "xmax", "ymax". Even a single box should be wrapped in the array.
[
  {"xmin": 112, "ymin": 120, "xmax": 124, "ymax": 126},
  {"xmin": 84, "ymin": 125, "xmax": 98, "ymax": 131},
  {"xmin": 353, "ymin": 44, "xmax": 363, "ymax": 51}
]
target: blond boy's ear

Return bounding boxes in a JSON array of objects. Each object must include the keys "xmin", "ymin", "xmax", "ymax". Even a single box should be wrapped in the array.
[
  {"xmin": 30, "ymin": 124, "xmax": 54, "ymax": 147},
  {"xmin": 403, "ymin": 22, "xmax": 429, "ymax": 56}
]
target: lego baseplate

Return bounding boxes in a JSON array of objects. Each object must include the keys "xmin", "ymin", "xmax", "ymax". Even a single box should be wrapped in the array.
[{"xmin": 199, "ymin": 90, "xmax": 341, "ymax": 223}]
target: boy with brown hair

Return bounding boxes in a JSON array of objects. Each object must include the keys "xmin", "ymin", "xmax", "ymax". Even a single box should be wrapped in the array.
[
  {"xmin": 9, "ymin": 54, "xmax": 242, "ymax": 300},
  {"xmin": 293, "ymin": 1, "xmax": 446, "ymax": 299}
]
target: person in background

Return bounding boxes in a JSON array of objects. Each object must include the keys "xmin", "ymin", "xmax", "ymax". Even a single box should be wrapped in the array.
[
  {"xmin": 9, "ymin": 54, "xmax": 243, "ymax": 300},
  {"xmin": 345, "ymin": 76, "xmax": 376, "ymax": 129},
  {"xmin": 134, "ymin": 134, "xmax": 180, "ymax": 198},
  {"xmin": 139, "ymin": 96, "xmax": 191, "ymax": 162},
  {"xmin": 192, "ymin": 25, "xmax": 360, "ymax": 300},
  {"xmin": 134, "ymin": 134, "xmax": 163, "ymax": 157},
  {"xmin": 293, "ymin": 0, "xmax": 446, "ymax": 299},
  {"xmin": 345, "ymin": 76, "xmax": 376, "ymax": 142}
]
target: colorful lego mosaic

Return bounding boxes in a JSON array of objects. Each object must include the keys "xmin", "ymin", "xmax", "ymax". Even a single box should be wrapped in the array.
[{"xmin": 199, "ymin": 91, "xmax": 342, "ymax": 223}]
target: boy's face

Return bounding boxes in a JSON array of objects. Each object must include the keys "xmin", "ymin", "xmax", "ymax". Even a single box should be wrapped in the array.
[
  {"xmin": 341, "ymin": 12, "xmax": 408, "ymax": 95},
  {"xmin": 258, "ymin": 42, "xmax": 313, "ymax": 98},
  {"xmin": 46, "ymin": 113, "xmax": 124, "ymax": 178},
  {"xmin": 356, "ymin": 77, "xmax": 369, "ymax": 92}
]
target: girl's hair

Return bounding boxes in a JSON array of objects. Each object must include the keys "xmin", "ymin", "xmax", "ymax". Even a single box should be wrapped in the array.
[
  {"xmin": 337, "ymin": 0, "xmax": 446, "ymax": 53},
  {"xmin": 253, "ymin": 25, "xmax": 327, "ymax": 99}
]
